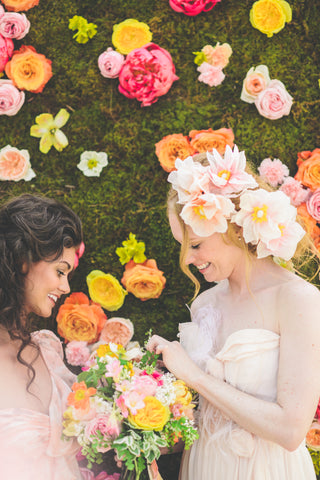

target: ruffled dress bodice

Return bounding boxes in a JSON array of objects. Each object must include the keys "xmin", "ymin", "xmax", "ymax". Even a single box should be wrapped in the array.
[{"xmin": 0, "ymin": 330, "xmax": 82, "ymax": 480}]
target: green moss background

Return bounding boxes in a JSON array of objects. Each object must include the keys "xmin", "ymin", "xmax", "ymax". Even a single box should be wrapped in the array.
[{"xmin": 0, "ymin": 0, "xmax": 319, "ymax": 477}]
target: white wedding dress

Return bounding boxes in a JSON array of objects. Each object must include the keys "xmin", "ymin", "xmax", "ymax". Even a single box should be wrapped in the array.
[{"xmin": 178, "ymin": 304, "xmax": 316, "ymax": 480}]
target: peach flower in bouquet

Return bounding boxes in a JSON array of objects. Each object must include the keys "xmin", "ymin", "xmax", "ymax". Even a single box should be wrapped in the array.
[
  {"xmin": 155, "ymin": 133, "xmax": 197, "ymax": 172},
  {"xmin": 169, "ymin": 0, "xmax": 221, "ymax": 16},
  {"xmin": 295, "ymin": 148, "xmax": 320, "ymax": 192},
  {"xmin": 306, "ymin": 421, "xmax": 320, "ymax": 452},
  {"xmin": 121, "ymin": 259, "xmax": 166, "ymax": 301},
  {"xmin": 189, "ymin": 127, "xmax": 234, "ymax": 154},
  {"xmin": 99, "ymin": 317, "xmax": 134, "ymax": 347},
  {"xmin": 0, "ymin": 0, "xmax": 39, "ymax": 11}
]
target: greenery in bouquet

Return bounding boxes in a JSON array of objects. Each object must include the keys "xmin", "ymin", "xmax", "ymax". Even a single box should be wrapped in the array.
[{"xmin": 62, "ymin": 338, "xmax": 198, "ymax": 480}]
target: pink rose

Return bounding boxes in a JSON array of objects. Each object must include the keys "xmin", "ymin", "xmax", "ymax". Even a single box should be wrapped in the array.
[
  {"xmin": 85, "ymin": 413, "xmax": 121, "ymax": 449},
  {"xmin": 0, "ymin": 12, "xmax": 30, "ymax": 39},
  {"xmin": 98, "ymin": 47, "xmax": 124, "ymax": 79},
  {"xmin": 65, "ymin": 340, "xmax": 90, "ymax": 366},
  {"xmin": 306, "ymin": 190, "xmax": 320, "ymax": 222},
  {"xmin": 169, "ymin": 0, "xmax": 221, "ymax": 16},
  {"xmin": 118, "ymin": 42, "xmax": 179, "ymax": 107},
  {"xmin": 258, "ymin": 157, "xmax": 289, "ymax": 187},
  {"xmin": 132, "ymin": 374, "xmax": 158, "ymax": 397},
  {"xmin": 279, "ymin": 176, "xmax": 310, "ymax": 207},
  {"xmin": 0, "ymin": 79, "xmax": 24, "ymax": 115},
  {"xmin": 80, "ymin": 468, "xmax": 95, "ymax": 480},
  {"xmin": 0, "ymin": 33, "xmax": 13, "ymax": 72},
  {"xmin": 197, "ymin": 62, "xmax": 225, "ymax": 87},
  {"xmin": 255, "ymin": 79, "xmax": 293, "ymax": 120},
  {"xmin": 0, "ymin": 144, "xmax": 35, "ymax": 181}
]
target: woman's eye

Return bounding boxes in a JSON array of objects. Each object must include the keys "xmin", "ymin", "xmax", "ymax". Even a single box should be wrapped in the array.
[
  {"xmin": 57, "ymin": 270, "xmax": 65, "ymax": 277},
  {"xmin": 191, "ymin": 244, "xmax": 200, "ymax": 250}
]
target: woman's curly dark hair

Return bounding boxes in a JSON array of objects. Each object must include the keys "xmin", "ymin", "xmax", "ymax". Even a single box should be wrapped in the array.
[{"xmin": 0, "ymin": 193, "xmax": 83, "ymax": 389}]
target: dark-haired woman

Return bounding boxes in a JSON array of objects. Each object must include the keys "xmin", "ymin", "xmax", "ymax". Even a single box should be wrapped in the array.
[{"xmin": 0, "ymin": 194, "xmax": 83, "ymax": 479}]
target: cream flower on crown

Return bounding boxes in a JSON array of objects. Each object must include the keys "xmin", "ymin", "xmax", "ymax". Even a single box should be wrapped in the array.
[
  {"xmin": 256, "ymin": 218, "xmax": 305, "ymax": 260},
  {"xmin": 167, "ymin": 156, "xmax": 209, "ymax": 204},
  {"xmin": 207, "ymin": 145, "xmax": 258, "ymax": 196}
]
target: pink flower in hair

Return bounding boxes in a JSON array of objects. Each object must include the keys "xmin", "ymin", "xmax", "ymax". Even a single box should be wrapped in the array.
[
  {"xmin": 279, "ymin": 176, "xmax": 310, "ymax": 207},
  {"xmin": 258, "ymin": 157, "xmax": 289, "ymax": 188},
  {"xmin": 65, "ymin": 340, "xmax": 90, "ymax": 366},
  {"xmin": 74, "ymin": 241, "xmax": 85, "ymax": 269},
  {"xmin": 181, "ymin": 192, "xmax": 235, "ymax": 237},
  {"xmin": 197, "ymin": 62, "xmax": 225, "ymax": 87},
  {"xmin": 257, "ymin": 218, "xmax": 305, "ymax": 260},
  {"xmin": 207, "ymin": 145, "xmax": 258, "ymax": 195},
  {"xmin": 168, "ymin": 156, "xmax": 209, "ymax": 203}
]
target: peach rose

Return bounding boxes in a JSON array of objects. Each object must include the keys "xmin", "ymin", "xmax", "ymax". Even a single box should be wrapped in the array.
[
  {"xmin": 99, "ymin": 317, "xmax": 134, "ymax": 347},
  {"xmin": 155, "ymin": 133, "xmax": 196, "ymax": 173},
  {"xmin": 121, "ymin": 259, "xmax": 166, "ymax": 301},
  {"xmin": 128, "ymin": 396, "xmax": 170, "ymax": 431},
  {"xmin": 0, "ymin": 0, "xmax": 40, "ymax": 12},
  {"xmin": 306, "ymin": 421, "xmax": 320, "ymax": 451},
  {"xmin": 295, "ymin": 148, "xmax": 320, "ymax": 192},
  {"xmin": 0, "ymin": 144, "xmax": 35, "ymax": 181},
  {"xmin": 202, "ymin": 42, "xmax": 232, "ymax": 69},
  {"xmin": 5, "ymin": 44, "xmax": 52, "ymax": 93},
  {"xmin": 189, "ymin": 127, "xmax": 234, "ymax": 155},
  {"xmin": 57, "ymin": 292, "xmax": 107, "ymax": 344},
  {"xmin": 241, "ymin": 65, "xmax": 270, "ymax": 104}
]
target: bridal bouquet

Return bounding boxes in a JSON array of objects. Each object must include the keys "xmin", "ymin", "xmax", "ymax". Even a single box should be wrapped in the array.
[{"xmin": 63, "ymin": 340, "xmax": 198, "ymax": 480}]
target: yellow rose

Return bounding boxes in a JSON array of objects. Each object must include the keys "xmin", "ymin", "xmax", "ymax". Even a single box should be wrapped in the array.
[
  {"xmin": 173, "ymin": 380, "xmax": 193, "ymax": 406},
  {"xmin": 128, "ymin": 396, "xmax": 170, "ymax": 431},
  {"xmin": 250, "ymin": 0, "xmax": 292, "ymax": 37},
  {"xmin": 87, "ymin": 270, "xmax": 127, "ymax": 311},
  {"xmin": 112, "ymin": 19, "xmax": 152, "ymax": 55}
]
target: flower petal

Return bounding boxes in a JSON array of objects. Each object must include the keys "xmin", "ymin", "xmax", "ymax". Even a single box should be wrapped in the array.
[
  {"xmin": 54, "ymin": 108, "xmax": 70, "ymax": 128},
  {"xmin": 39, "ymin": 133, "xmax": 53, "ymax": 154}
]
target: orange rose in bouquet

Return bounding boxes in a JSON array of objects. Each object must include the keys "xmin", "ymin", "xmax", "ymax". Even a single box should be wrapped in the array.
[
  {"xmin": 297, "ymin": 203, "xmax": 320, "ymax": 242},
  {"xmin": 0, "ymin": 0, "xmax": 39, "ymax": 11},
  {"xmin": 155, "ymin": 133, "xmax": 197, "ymax": 172},
  {"xmin": 306, "ymin": 421, "xmax": 320, "ymax": 452},
  {"xmin": 121, "ymin": 259, "xmax": 166, "ymax": 301},
  {"xmin": 57, "ymin": 292, "xmax": 107, "ymax": 344},
  {"xmin": 5, "ymin": 45, "xmax": 52, "ymax": 93},
  {"xmin": 295, "ymin": 148, "xmax": 320, "ymax": 192},
  {"xmin": 189, "ymin": 127, "xmax": 234, "ymax": 155}
]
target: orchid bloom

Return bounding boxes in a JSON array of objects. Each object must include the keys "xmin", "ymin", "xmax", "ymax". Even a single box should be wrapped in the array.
[{"xmin": 30, "ymin": 108, "xmax": 70, "ymax": 154}]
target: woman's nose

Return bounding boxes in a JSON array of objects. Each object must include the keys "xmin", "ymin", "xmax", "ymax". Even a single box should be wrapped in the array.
[
  {"xmin": 60, "ymin": 276, "xmax": 70, "ymax": 294},
  {"xmin": 185, "ymin": 249, "xmax": 195, "ymax": 265}
]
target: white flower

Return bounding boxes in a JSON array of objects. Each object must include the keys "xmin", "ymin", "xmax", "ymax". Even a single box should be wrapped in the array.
[
  {"xmin": 77, "ymin": 151, "xmax": 108, "ymax": 177},
  {"xmin": 168, "ymin": 156, "xmax": 209, "ymax": 204}
]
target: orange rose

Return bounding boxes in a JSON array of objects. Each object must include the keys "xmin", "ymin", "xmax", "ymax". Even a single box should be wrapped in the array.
[
  {"xmin": 128, "ymin": 396, "xmax": 170, "ymax": 431},
  {"xmin": 0, "ymin": 0, "xmax": 39, "ymax": 11},
  {"xmin": 306, "ymin": 421, "xmax": 320, "ymax": 451},
  {"xmin": 5, "ymin": 45, "xmax": 52, "ymax": 93},
  {"xmin": 297, "ymin": 203, "xmax": 320, "ymax": 241},
  {"xmin": 57, "ymin": 292, "xmax": 107, "ymax": 344},
  {"xmin": 295, "ymin": 148, "xmax": 320, "ymax": 192},
  {"xmin": 121, "ymin": 259, "xmax": 166, "ymax": 301},
  {"xmin": 188, "ymin": 127, "xmax": 234, "ymax": 155},
  {"xmin": 155, "ymin": 133, "xmax": 196, "ymax": 172}
]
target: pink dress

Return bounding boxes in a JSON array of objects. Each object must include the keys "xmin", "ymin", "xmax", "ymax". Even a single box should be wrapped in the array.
[{"xmin": 0, "ymin": 330, "xmax": 83, "ymax": 480}]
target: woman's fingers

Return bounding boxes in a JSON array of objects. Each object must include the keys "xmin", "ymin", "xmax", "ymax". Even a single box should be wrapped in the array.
[{"xmin": 146, "ymin": 335, "xmax": 169, "ymax": 354}]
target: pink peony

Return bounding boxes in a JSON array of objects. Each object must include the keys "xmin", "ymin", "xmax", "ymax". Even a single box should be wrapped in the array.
[
  {"xmin": 85, "ymin": 413, "xmax": 121, "ymax": 449},
  {"xmin": 0, "ymin": 79, "xmax": 24, "ymax": 115},
  {"xmin": 80, "ymin": 468, "xmax": 95, "ymax": 480},
  {"xmin": 197, "ymin": 62, "xmax": 225, "ymax": 87},
  {"xmin": 0, "ymin": 33, "xmax": 13, "ymax": 72},
  {"xmin": 65, "ymin": 340, "xmax": 90, "ymax": 366},
  {"xmin": 255, "ymin": 79, "xmax": 293, "ymax": 120},
  {"xmin": 0, "ymin": 144, "xmax": 35, "ymax": 181},
  {"xmin": 258, "ymin": 157, "xmax": 289, "ymax": 187},
  {"xmin": 306, "ymin": 190, "xmax": 320, "ymax": 222},
  {"xmin": 279, "ymin": 176, "xmax": 310, "ymax": 207},
  {"xmin": 132, "ymin": 374, "xmax": 158, "ymax": 397},
  {"xmin": 98, "ymin": 47, "xmax": 125, "ymax": 79},
  {"xmin": 0, "ymin": 12, "xmax": 30, "ymax": 39},
  {"xmin": 169, "ymin": 0, "xmax": 221, "ymax": 16},
  {"xmin": 118, "ymin": 42, "xmax": 179, "ymax": 107}
]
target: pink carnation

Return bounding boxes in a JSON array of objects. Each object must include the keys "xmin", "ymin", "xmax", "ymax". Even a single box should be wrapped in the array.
[
  {"xmin": 0, "ymin": 33, "xmax": 13, "ymax": 72},
  {"xmin": 279, "ymin": 176, "xmax": 310, "ymax": 207},
  {"xmin": 197, "ymin": 62, "xmax": 225, "ymax": 87},
  {"xmin": 98, "ymin": 47, "xmax": 124, "ymax": 79},
  {"xmin": 0, "ymin": 12, "xmax": 30, "ymax": 39},
  {"xmin": 118, "ymin": 42, "xmax": 179, "ymax": 107},
  {"xmin": 255, "ymin": 79, "xmax": 293, "ymax": 120},
  {"xmin": 65, "ymin": 340, "xmax": 90, "ymax": 366},
  {"xmin": 169, "ymin": 0, "xmax": 221, "ymax": 16},
  {"xmin": 306, "ymin": 190, "xmax": 320, "ymax": 222},
  {"xmin": 258, "ymin": 157, "xmax": 289, "ymax": 187}
]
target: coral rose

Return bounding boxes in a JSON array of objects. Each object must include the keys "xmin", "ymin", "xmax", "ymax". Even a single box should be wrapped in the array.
[
  {"xmin": 169, "ymin": 0, "xmax": 221, "ymax": 16},
  {"xmin": 57, "ymin": 292, "xmax": 107, "ymax": 344},
  {"xmin": 118, "ymin": 42, "xmax": 179, "ymax": 107},
  {"xmin": 5, "ymin": 44, "xmax": 52, "ymax": 93},
  {"xmin": 121, "ymin": 259, "xmax": 166, "ymax": 301},
  {"xmin": 189, "ymin": 127, "xmax": 234, "ymax": 155},
  {"xmin": 128, "ymin": 396, "xmax": 170, "ymax": 431},
  {"xmin": 0, "ymin": 0, "xmax": 39, "ymax": 11},
  {"xmin": 0, "ymin": 79, "xmax": 24, "ymax": 115},
  {"xmin": 255, "ymin": 79, "xmax": 293, "ymax": 120},
  {"xmin": 0, "ymin": 33, "xmax": 13, "ymax": 72},
  {"xmin": 155, "ymin": 133, "xmax": 196, "ymax": 173},
  {"xmin": 306, "ymin": 421, "xmax": 320, "ymax": 451},
  {"xmin": 295, "ymin": 149, "xmax": 320, "ymax": 192},
  {"xmin": 87, "ymin": 270, "xmax": 127, "ymax": 311},
  {"xmin": 0, "ymin": 144, "xmax": 35, "ymax": 181}
]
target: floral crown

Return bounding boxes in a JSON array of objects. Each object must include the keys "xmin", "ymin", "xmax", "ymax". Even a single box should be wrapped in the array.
[{"xmin": 168, "ymin": 145, "xmax": 306, "ymax": 261}]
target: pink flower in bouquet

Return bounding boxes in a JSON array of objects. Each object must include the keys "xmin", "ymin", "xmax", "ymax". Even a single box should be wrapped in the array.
[
  {"xmin": 197, "ymin": 62, "xmax": 225, "ymax": 87},
  {"xmin": 0, "ymin": 11, "xmax": 30, "ymax": 39},
  {"xmin": 96, "ymin": 473, "xmax": 120, "ymax": 480},
  {"xmin": 0, "ymin": 33, "xmax": 13, "ymax": 71},
  {"xmin": 141, "ymin": 369, "xmax": 163, "ymax": 386},
  {"xmin": 255, "ymin": 79, "xmax": 293, "ymax": 120},
  {"xmin": 169, "ymin": 0, "xmax": 221, "ymax": 16},
  {"xmin": 306, "ymin": 190, "xmax": 320, "ymax": 222},
  {"xmin": 99, "ymin": 317, "xmax": 134, "ymax": 347},
  {"xmin": 118, "ymin": 42, "xmax": 179, "ymax": 107},
  {"xmin": 132, "ymin": 374, "xmax": 158, "ymax": 397},
  {"xmin": 258, "ymin": 157, "xmax": 289, "ymax": 187},
  {"xmin": 65, "ymin": 340, "xmax": 90, "ymax": 366},
  {"xmin": 85, "ymin": 413, "xmax": 121, "ymax": 451},
  {"xmin": 105, "ymin": 358, "xmax": 123, "ymax": 382},
  {"xmin": 0, "ymin": 79, "xmax": 24, "ymax": 115},
  {"xmin": 98, "ymin": 47, "xmax": 124, "ymax": 79},
  {"xmin": 280, "ymin": 177, "xmax": 310, "ymax": 207},
  {"xmin": 122, "ymin": 390, "xmax": 145, "ymax": 415},
  {"xmin": 80, "ymin": 468, "xmax": 95, "ymax": 480}
]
